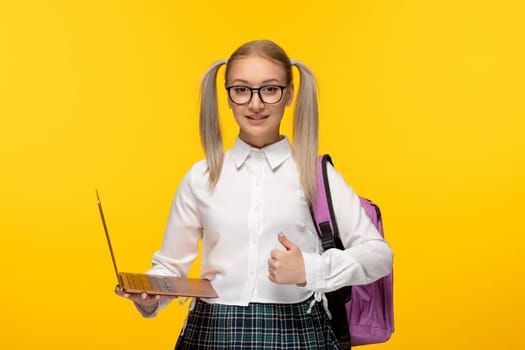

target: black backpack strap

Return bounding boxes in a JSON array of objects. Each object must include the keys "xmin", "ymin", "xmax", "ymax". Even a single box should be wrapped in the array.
[{"xmin": 319, "ymin": 154, "xmax": 344, "ymax": 250}]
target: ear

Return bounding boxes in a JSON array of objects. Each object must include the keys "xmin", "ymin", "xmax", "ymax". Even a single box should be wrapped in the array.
[{"xmin": 285, "ymin": 83, "xmax": 294, "ymax": 107}]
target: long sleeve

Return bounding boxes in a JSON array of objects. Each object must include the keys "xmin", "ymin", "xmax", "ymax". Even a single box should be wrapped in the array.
[
  {"xmin": 135, "ymin": 165, "xmax": 203, "ymax": 317},
  {"xmin": 148, "ymin": 166, "xmax": 203, "ymax": 277},
  {"xmin": 302, "ymin": 163, "xmax": 393, "ymax": 293}
]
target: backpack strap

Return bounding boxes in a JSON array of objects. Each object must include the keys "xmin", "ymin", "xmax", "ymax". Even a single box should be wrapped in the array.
[{"xmin": 312, "ymin": 154, "xmax": 344, "ymax": 250}]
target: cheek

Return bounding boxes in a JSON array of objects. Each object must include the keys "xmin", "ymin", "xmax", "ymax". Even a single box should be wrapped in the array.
[
  {"xmin": 271, "ymin": 104, "xmax": 287, "ymax": 120},
  {"xmin": 231, "ymin": 106, "xmax": 245, "ymax": 125}
]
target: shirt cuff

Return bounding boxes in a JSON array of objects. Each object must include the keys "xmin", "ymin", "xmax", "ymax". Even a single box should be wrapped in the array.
[{"xmin": 302, "ymin": 252, "xmax": 328, "ymax": 290}]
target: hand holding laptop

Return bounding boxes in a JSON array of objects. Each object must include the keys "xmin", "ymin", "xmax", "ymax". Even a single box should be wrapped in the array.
[
  {"xmin": 96, "ymin": 190, "xmax": 218, "ymax": 305},
  {"xmin": 114, "ymin": 285, "xmax": 166, "ymax": 304},
  {"xmin": 114, "ymin": 285, "xmax": 174, "ymax": 316},
  {"xmin": 114, "ymin": 285, "xmax": 173, "ymax": 312}
]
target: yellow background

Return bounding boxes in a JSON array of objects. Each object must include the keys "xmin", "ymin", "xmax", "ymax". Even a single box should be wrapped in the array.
[{"xmin": 1, "ymin": 0, "xmax": 524, "ymax": 349}]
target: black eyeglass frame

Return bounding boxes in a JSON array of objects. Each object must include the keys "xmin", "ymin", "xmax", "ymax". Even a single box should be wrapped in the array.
[{"xmin": 225, "ymin": 85, "xmax": 288, "ymax": 105}]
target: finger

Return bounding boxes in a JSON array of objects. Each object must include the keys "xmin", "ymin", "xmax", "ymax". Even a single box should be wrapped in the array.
[
  {"xmin": 278, "ymin": 232, "xmax": 295, "ymax": 250},
  {"xmin": 268, "ymin": 273, "xmax": 275, "ymax": 283},
  {"xmin": 268, "ymin": 257, "xmax": 280, "ymax": 270},
  {"xmin": 115, "ymin": 286, "xmax": 124, "ymax": 295},
  {"xmin": 268, "ymin": 261, "xmax": 276, "ymax": 273}
]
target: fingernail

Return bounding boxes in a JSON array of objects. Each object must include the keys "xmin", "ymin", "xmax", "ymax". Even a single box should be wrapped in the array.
[
  {"xmin": 278, "ymin": 232, "xmax": 284, "ymax": 237},
  {"xmin": 124, "ymin": 293, "xmax": 129, "ymax": 298},
  {"xmin": 155, "ymin": 295, "xmax": 160, "ymax": 300},
  {"xmin": 141, "ymin": 293, "xmax": 147, "ymax": 300}
]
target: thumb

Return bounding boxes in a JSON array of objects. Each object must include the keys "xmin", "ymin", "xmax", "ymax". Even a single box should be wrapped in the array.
[{"xmin": 278, "ymin": 232, "xmax": 295, "ymax": 250}]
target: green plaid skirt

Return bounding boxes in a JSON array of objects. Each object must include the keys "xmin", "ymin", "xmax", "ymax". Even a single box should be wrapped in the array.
[{"xmin": 175, "ymin": 297, "xmax": 339, "ymax": 349}]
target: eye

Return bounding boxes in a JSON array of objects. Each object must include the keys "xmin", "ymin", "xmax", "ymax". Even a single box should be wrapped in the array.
[
  {"xmin": 261, "ymin": 85, "xmax": 280, "ymax": 95},
  {"xmin": 232, "ymin": 86, "xmax": 249, "ymax": 94}
]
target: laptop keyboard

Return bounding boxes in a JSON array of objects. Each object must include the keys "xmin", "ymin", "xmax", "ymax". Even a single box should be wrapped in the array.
[{"xmin": 125, "ymin": 273, "xmax": 176, "ymax": 293}]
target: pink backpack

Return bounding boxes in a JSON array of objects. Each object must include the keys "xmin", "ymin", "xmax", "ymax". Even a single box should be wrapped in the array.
[{"xmin": 311, "ymin": 155, "xmax": 394, "ymax": 348}]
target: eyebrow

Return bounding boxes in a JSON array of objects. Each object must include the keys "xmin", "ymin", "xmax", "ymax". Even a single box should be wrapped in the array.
[{"xmin": 229, "ymin": 78, "xmax": 283, "ymax": 85}]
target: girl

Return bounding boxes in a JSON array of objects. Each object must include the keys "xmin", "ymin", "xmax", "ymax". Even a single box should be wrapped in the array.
[{"xmin": 116, "ymin": 39, "xmax": 393, "ymax": 349}]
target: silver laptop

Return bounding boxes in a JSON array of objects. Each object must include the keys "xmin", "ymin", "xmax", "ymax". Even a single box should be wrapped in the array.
[{"xmin": 96, "ymin": 189, "xmax": 217, "ymax": 298}]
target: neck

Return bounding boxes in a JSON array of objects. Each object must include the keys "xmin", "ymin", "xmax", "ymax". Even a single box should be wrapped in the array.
[{"xmin": 239, "ymin": 133, "xmax": 283, "ymax": 149}]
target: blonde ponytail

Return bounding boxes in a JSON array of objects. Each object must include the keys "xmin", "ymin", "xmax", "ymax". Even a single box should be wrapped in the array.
[
  {"xmin": 199, "ymin": 59, "xmax": 227, "ymax": 188},
  {"xmin": 292, "ymin": 60, "xmax": 319, "ymax": 204}
]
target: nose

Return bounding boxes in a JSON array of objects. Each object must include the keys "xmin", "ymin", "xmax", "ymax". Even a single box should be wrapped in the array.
[{"xmin": 248, "ymin": 91, "xmax": 265, "ymax": 111}]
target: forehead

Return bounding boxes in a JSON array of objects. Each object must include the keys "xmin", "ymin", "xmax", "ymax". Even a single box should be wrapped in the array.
[{"xmin": 226, "ymin": 56, "xmax": 287, "ymax": 85}]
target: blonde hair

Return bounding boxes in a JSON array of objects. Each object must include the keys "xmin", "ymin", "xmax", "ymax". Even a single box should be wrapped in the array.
[{"xmin": 199, "ymin": 40, "xmax": 319, "ymax": 203}]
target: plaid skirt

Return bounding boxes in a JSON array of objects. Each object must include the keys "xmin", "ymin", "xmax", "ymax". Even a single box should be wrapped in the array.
[{"xmin": 174, "ymin": 297, "xmax": 339, "ymax": 349}]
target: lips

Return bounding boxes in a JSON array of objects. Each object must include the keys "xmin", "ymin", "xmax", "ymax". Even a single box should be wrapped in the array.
[{"xmin": 246, "ymin": 115, "xmax": 269, "ymax": 120}]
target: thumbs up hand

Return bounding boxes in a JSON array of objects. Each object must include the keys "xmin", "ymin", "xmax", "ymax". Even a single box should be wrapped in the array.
[{"xmin": 268, "ymin": 233, "xmax": 306, "ymax": 285}]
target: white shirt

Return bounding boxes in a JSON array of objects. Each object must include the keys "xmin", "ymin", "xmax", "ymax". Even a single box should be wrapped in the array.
[{"xmin": 144, "ymin": 136, "xmax": 392, "ymax": 314}]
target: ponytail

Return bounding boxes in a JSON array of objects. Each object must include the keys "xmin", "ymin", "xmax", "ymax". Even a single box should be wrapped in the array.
[
  {"xmin": 291, "ymin": 60, "xmax": 319, "ymax": 204},
  {"xmin": 199, "ymin": 59, "xmax": 227, "ymax": 188}
]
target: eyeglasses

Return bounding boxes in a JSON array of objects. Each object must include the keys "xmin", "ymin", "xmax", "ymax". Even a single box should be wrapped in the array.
[{"xmin": 225, "ymin": 85, "xmax": 287, "ymax": 105}]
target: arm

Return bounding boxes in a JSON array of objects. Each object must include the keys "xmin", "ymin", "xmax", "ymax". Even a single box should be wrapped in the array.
[
  {"xmin": 117, "ymin": 165, "xmax": 203, "ymax": 317},
  {"xmin": 302, "ymin": 163, "xmax": 393, "ymax": 293},
  {"xmin": 148, "ymin": 166, "xmax": 203, "ymax": 278}
]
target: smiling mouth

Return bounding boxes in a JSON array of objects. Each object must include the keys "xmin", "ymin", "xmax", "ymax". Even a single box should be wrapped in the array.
[{"xmin": 246, "ymin": 115, "xmax": 269, "ymax": 120}]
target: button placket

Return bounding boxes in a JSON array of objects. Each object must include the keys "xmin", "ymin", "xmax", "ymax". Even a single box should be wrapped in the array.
[{"xmin": 244, "ymin": 151, "xmax": 265, "ymax": 300}]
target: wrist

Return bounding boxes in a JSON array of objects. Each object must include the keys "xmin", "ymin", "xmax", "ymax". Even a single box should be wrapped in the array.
[{"xmin": 134, "ymin": 300, "xmax": 159, "ymax": 315}]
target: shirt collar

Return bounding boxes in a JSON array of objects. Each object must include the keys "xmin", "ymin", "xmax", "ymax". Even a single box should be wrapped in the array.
[{"xmin": 231, "ymin": 136, "xmax": 292, "ymax": 170}]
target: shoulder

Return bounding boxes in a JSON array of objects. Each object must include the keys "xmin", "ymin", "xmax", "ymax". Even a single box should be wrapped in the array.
[
  {"xmin": 325, "ymin": 161, "xmax": 347, "ymax": 186},
  {"xmin": 181, "ymin": 151, "xmax": 235, "ymax": 186},
  {"xmin": 324, "ymin": 160, "xmax": 358, "ymax": 199},
  {"xmin": 173, "ymin": 159, "xmax": 208, "ymax": 193},
  {"xmin": 180, "ymin": 149, "xmax": 240, "ymax": 189},
  {"xmin": 188, "ymin": 158, "xmax": 209, "ymax": 175}
]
